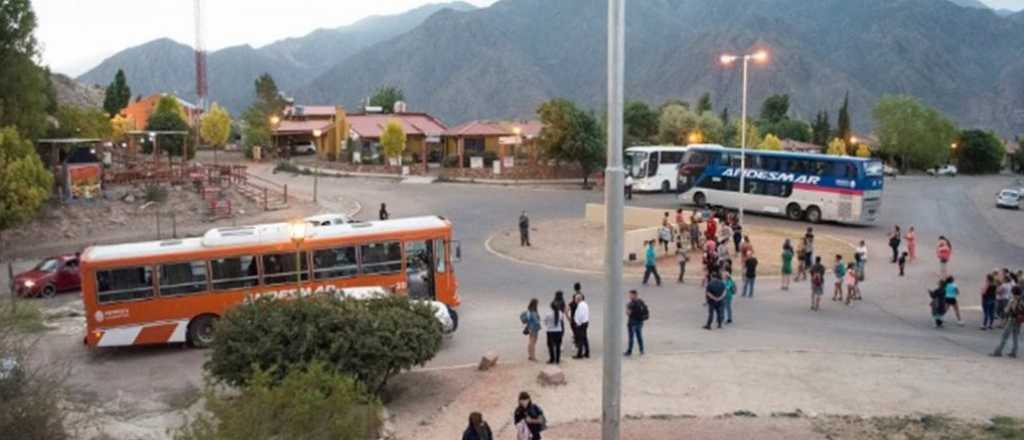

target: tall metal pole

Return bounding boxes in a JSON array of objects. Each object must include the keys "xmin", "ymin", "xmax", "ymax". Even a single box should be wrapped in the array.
[
  {"xmin": 738, "ymin": 56, "xmax": 749, "ymax": 225},
  {"xmin": 602, "ymin": 0, "xmax": 626, "ymax": 438}
]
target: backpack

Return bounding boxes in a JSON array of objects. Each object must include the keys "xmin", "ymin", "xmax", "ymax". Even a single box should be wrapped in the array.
[
  {"xmin": 638, "ymin": 300, "xmax": 650, "ymax": 321},
  {"xmin": 519, "ymin": 310, "xmax": 528, "ymax": 324}
]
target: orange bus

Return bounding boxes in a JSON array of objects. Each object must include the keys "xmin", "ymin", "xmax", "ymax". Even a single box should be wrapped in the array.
[{"xmin": 79, "ymin": 216, "xmax": 460, "ymax": 348}]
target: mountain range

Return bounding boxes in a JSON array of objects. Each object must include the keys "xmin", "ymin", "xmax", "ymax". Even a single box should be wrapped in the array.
[{"xmin": 80, "ymin": 0, "xmax": 1024, "ymax": 136}]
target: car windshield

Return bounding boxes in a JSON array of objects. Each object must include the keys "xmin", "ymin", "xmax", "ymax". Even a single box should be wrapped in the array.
[
  {"xmin": 35, "ymin": 258, "xmax": 59, "ymax": 272},
  {"xmin": 1000, "ymin": 190, "xmax": 1019, "ymax": 198}
]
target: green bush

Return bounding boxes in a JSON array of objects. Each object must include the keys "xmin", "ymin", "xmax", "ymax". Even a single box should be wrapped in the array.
[
  {"xmin": 205, "ymin": 296, "xmax": 443, "ymax": 395},
  {"xmin": 143, "ymin": 183, "xmax": 168, "ymax": 203},
  {"xmin": 954, "ymin": 129, "xmax": 1006, "ymax": 174},
  {"xmin": 174, "ymin": 362, "xmax": 381, "ymax": 440},
  {"xmin": 0, "ymin": 303, "xmax": 46, "ymax": 333}
]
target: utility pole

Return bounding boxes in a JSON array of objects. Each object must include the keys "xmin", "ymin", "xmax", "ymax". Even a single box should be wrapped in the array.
[
  {"xmin": 193, "ymin": 0, "xmax": 208, "ymax": 161},
  {"xmin": 602, "ymin": 0, "xmax": 626, "ymax": 439}
]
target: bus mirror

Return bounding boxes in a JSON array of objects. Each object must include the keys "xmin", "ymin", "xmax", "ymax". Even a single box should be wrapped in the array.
[{"xmin": 453, "ymin": 241, "xmax": 462, "ymax": 263}]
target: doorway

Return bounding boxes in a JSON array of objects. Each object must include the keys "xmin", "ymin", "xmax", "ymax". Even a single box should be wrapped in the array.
[{"xmin": 405, "ymin": 240, "xmax": 435, "ymax": 300}]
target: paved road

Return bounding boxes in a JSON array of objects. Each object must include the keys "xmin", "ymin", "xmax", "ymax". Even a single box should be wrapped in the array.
[{"xmin": 20, "ymin": 171, "xmax": 1024, "ymax": 412}]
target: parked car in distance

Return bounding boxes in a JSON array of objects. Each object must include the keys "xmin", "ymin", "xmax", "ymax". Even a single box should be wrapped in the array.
[
  {"xmin": 12, "ymin": 254, "xmax": 81, "ymax": 298},
  {"xmin": 927, "ymin": 164, "xmax": 958, "ymax": 177},
  {"xmin": 305, "ymin": 213, "xmax": 355, "ymax": 227},
  {"xmin": 996, "ymin": 189, "xmax": 1021, "ymax": 210},
  {"xmin": 292, "ymin": 142, "xmax": 317, "ymax": 155}
]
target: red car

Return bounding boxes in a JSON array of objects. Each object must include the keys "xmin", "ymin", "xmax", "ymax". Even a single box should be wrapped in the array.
[{"xmin": 12, "ymin": 254, "xmax": 81, "ymax": 298}]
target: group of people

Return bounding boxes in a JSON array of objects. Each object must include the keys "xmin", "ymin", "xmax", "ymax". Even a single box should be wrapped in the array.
[
  {"xmin": 520, "ymin": 283, "xmax": 591, "ymax": 364},
  {"xmin": 643, "ymin": 207, "xmax": 755, "ymax": 290},
  {"xmin": 460, "ymin": 391, "xmax": 546, "ymax": 440}
]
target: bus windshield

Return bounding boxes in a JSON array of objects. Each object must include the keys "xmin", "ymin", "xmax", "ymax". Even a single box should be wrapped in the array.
[{"xmin": 625, "ymin": 151, "xmax": 647, "ymax": 177}]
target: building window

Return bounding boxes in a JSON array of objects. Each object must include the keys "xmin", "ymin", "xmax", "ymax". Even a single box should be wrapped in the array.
[{"xmin": 464, "ymin": 137, "xmax": 485, "ymax": 155}]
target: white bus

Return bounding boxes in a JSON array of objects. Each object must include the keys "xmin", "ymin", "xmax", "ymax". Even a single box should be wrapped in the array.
[{"xmin": 625, "ymin": 146, "xmax": 691, "ymax": 193}]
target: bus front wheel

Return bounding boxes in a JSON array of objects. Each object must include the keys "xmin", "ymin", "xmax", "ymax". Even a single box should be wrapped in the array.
[
  {"xmin": 786, "ymin": 203, "xmax": 803, "ymax": 221},
  {"xmin": 661, "ymin": 181, "xmax": 671, "ymax": 193},
  {"xmin": 187, "ymin": 314, "xmax": 218, "ymax": 348},
  {"xmin": 446, "ymin": 306, "xmax": 459, "ymax": 333},
  {"xmin": 694, "ymin": 192, "xmax": 707, "ymax": 207},
  {"xmin": 805, "ymin": 206, "xmax": 822, "ymax": 224}
]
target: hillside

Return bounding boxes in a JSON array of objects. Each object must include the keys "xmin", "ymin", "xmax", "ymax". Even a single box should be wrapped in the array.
[
  {"xmin": 50, "ymin": 73, "xmax": 104, "ymax": 110},
  {"xmin": 76, "ymin": 2, "xmax": 475, "ymax": 113},
  {"xmin": 299, "ymin": 0, "xmax": 1024, "ymax": 135}
]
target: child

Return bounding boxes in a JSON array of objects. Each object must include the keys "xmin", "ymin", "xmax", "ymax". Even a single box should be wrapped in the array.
[
  {"xmin": 833, "ymin": 255, "xmax": 846, "ymax": 302},
  {"xmin": 898, "ymin": 252, "xmax": 908, "ymax": 276},
  {"xmin": 676, "ymin": 241, "xmax": 689, "ymax": 283},
  {"xmin": 844, "ymin": 262, "xmax": 858, "ymax": 306},
  {"xmin": 796, "ymin": 242, "xmax": 808, "ymax": 282}
]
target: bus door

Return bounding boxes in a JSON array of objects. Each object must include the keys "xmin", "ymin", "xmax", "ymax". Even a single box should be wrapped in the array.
[{"xmin": 404, "ymin": 240, "xmax": 435, "ymax": 300}]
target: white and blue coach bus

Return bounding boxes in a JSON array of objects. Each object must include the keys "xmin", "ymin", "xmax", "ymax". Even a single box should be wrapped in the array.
[{"xmin": 676, "ymin": 145, "xmax": 884, "ymax": 224}]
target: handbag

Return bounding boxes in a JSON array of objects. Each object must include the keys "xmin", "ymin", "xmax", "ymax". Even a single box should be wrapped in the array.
[{"xmin": 522, "ymin": 325, "xmax": 530, "ymax": 335}]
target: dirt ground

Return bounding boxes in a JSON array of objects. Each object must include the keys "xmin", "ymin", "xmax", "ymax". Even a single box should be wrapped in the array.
[{"xmin": 488, "ymin": 218, "xmax": 854, "ymax": 279}]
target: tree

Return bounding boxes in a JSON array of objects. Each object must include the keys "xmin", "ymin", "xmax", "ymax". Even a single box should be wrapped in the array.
[
  {"xmin": 0, "ymin": 0, "xmax": 53, "ymax": 139},
  {"xmin": 254, "ymin": 74, "xmax": 287, "ymax": 115},
  {"xmin": 537, "ymin": 98, "xmax": 605, "ymax": 187},
  {"xmin": 764, "ymin": 119, "xmax": 812, "ymax": 143},
  {"xmin": 110, "ymin": 114, "xmax": 135, "ymax": 144},
  {"xmin": 953, "ymin": 129, "xmax": 1005, "ymax": 174},
  {"xmin": 0, "ymin": 126, "xmax": 53, "ymax": 251},
  {"xmin": 623, "ymin": 100, "xmax": 658, "ymax": 147},
  {"xmin": 758, "ymin": 133, "xmax": 782, "ymax": 151},
  {"xmin": 50, "ymin": 105, "xmax": 112, "ymax": 139},
  {"xmin": 369, "ymin": 86, "xmax": 404, "ymax": 113},
  {"xmin": 873, "ymin": 95, "xmax": 958, "ymax": 172},
  {"xmin": 144, "ymin": 96, "xmax": 192, "ymax": 159},
  {"xmin": 102, "ymin": 69, "xmax": 131, "ymax": 116},
  {"xmin": 811, "ymin": 111, "xmax": 831, "ymax": 146},
  {"xmin": 723, "ymin": 118, "xmax": 762, "ymax": 148},
  {"xmin": 855, "ymin": 144, "xmax": 872, "ymax": 158},
  {"xmin": 205, "ymin": 296, "xmax": 443, "ymax": 395},
  {"xmin": 201, "ymin": 103, "xmax": 231, "ymax": 164},
  {"xmin": 836, "ymin": 92, "xmax": 851, "ymax": 145},
  {"xmin": 719, "ymin": 107, "xmax": 729, "ymax": 125},
  {"xmin": 174, "ymin": 363, "xmax": 381, "ymax": 440},
  {"xmin": 1009, "ymin": 134, "xmax": 1024, "ymax": 174},
  {"xmin": 243, "ymin": 74, "xmax": 287, "ymax": 157},
  {"xmin": 379, "ymin": 119, "xmax": 406, "ymax": 165},
  {"xmin": 696, "ymin": 93, "xmax": 713, "ymax": 114},
  {"xmin": 826, "ymin": 138, "xmax": 847, "ymax": 156},
  {"xmin": 657, "ymin": 104, "xmax": 698, "ymax": 145},
  {"xmin": 759, "ymin": 94, "xmax": 790, "ymax": 124}
]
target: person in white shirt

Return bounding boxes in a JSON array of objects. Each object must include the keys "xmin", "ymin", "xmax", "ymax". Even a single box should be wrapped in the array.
[
  {"xmin": 572, "ymin": 291, "xmax": 590, "ymax": 359},
  {"xmin": 543, "ymin": 298, "xmax": 566, "ymax": 364},
  {"xmin": 625, "ymin": 174, "xmax": 634, "ymax": 200},
  {"xmin": 855, "ymin": 240, "xmax": 868, "ymax": 282}
]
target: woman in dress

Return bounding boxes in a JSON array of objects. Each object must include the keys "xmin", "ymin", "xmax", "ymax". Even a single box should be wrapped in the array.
[{"xmin": 781, "ymin": 239, "xmax": 794, "ymax": 290}]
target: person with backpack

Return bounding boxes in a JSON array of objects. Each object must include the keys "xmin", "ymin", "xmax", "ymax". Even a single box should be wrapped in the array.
[
  {"xmin": 462, "ymin": 412, "xmax": 494, "ymax": 440},
  {"xmin": 513, "ymin": 392, "xmax": 546, "ymax": 440},
  {"xmin": 543, "ymin": 298, "xmax": 566, "ymax": 365},
  {"xmin": 642, "ymin": 241, "xmax": 662, "ymax": 287},
  {"xmin": 810, "ymin": 256, "xmax": 826, "ymax": 311},
  {"xmin": 624, "ymin": 289, "xmax": 647, "ymax": 356},
  {"xmin": 520, "ymin": 299, "xmax": 541, "ymax": 362},
  {"xmin": 704, "ymin": 271, "xmax": 726, "ymax": 330},
  {"xmin": 992, "ymin": 286, "xmax": 1024, "ymax": 358}
]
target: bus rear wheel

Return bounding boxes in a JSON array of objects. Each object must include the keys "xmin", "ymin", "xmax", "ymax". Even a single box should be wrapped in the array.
[
  {"xmin": 187, "ymin": 314, "xmax": 218, "ymax": 348},
  {"xmin": 805, "ymin": 206, "xmax": 823, "ymax": 224},
  {"xmin": 693, "ymin": 192, "xmax": 707, "ymax": 207},
  {"xmin": 786, "ymin": 203, "xmax": 803, "ymax": 221}
]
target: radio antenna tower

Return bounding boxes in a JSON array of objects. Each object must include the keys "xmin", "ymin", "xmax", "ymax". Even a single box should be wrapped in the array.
[{"xmin": 194, "ymin": 0, "xmax": 207, "ymax": 112}]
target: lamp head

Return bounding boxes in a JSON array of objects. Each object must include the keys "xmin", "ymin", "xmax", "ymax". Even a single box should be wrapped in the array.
[
  {"xmin": 720, "ymin": 54, "xmax": 739, "ymax": 65},
  {"xmin": 312, "ymin": 129, "xmax": 322, "ymax": 138},
  {"xmin": 751, "ymin": 50, "xmax": 769, "ymax": 62},
  {"xmin": 270, "ymin": 115, "xmax": 280, "ymax": 125},
  {"xmin": 288, "ymin": 221, "xmax": 307, "ymax": 244}
]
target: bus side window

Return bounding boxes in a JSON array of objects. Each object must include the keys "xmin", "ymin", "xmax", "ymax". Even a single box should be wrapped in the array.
[
  {"xmin": 312, "ymin": 246, "xmax": 359, "ymax": 280},
  {"xmin": 763, "ymin": 157, "xmax": 780, "ymax": 172},
  {"xmin": 96, "ymin": 266, "xmax": 154, "ymax": 304},
  {"xmin": 360, "ymin": 242, "xmax": 402, "ymax": 275},
  {"xmin": 210, "ymin": 256, "xmax": 259, "ymax": 291},
  {"xmin": 261, "ymin": 252, "xmax": 310, "ymax": 286},
  {"xmin": 159, "ymin": 261, "xmax": 208, "ymax": 296}
]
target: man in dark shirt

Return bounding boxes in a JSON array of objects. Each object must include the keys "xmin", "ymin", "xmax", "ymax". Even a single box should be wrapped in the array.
[
  {"xmin": 810, "ymin": 256, "xmax": 826, "ymax": 311},
  {"xmin": 743, "ymin": 256, "xmax": 758, "ymax": 297},
  {"xmin": 624, "ymin": 290, "xmax": 646, "ymax": 356},
  {"xmin": 704, "ymin": 272, "xmax": 725, "ymax": 330},
  {"xmin": 519, "ymin": 211, "xmax": 530, "ymax": 247}
]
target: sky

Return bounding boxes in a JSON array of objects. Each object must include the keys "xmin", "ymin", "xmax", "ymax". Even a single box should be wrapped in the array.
[
  {"xmin": 33, "ymin": 0, "xmax": 1024, "ymax": 77},
  {"xmin": 34, "ymin": 0, "xmax": 498, "ymax": 76}
]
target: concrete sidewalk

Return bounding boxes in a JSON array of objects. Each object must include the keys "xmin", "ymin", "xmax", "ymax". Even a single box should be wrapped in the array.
[{"xmin": 386, "ymin": 350, "xmax": 1024, "ymax": 439}]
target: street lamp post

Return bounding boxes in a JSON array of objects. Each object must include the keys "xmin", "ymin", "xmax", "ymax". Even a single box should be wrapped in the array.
[
  {"xmin": 312, "ymin": 129, "xmax": 322, "ymax": 203},
  {"xmin": 289, "ymin": 221, "xmax": 307, "ymax": 292},
  {"xmin": 720, "ymin": 50, "xmax": 768, "ymax": 225}
]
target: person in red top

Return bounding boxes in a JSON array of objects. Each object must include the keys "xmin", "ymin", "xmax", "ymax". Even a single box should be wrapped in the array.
[
  {"xmin": 705, "ymin": 217, "xmax": 718, "ymax": 242},
  {"xmin": 936, "ymin": 236, "xmax": 953, "ymax": 278}
]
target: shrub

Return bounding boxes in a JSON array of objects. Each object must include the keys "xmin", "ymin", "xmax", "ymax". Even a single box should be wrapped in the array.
[
  {"xmin": 143, "ymin": 183, "xmax": 168, "ymax": 203},
  {"xmin": 174, "ymin": 362, "xmax": 381, "ymax": 440},
  {"xmin": 954, "ymin": 129, "xmax": 1006, "ymax": 174},
  {"xmin": 0, "ymin": 312, "xmax": 72, "ymax": 440},
  {"xmin": 205, "ymin": 296, "xmax": 443, "ymax": 395},
  {"xmin": 273, "ymin": 161, "xmax": 300, "ymax": 174},
  {"xmin": 0, "ymin": 303, "xmax": 46, "ymax": 333}
]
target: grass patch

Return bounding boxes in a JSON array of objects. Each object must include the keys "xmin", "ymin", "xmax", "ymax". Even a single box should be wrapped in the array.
[
  {"xmin": 988, "ymin": 416, "xmax": 1024, "ymax": 439},
  {"xmin": 273, "ymin": 161, "xmax": 310, "ymax": 175},
  {"xmin": 163, "ymin": 383, "xmax": 202, "ymax": 411},
  {"xmin": 0, "ymin": 302, "xmax": 47, "ymax": 333}
]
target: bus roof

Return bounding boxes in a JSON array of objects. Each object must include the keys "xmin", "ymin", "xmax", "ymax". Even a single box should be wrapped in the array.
[
  {"xmin": 688, "ymin": 145, "xmax": 875, "ymax": 162},
  {"xmin": 625, "ymin": 145, "xmax": 691, "ymax": 152},
  {"xmin": 81, "ymin": 216, "xmax": 450, "ymax": 263}
]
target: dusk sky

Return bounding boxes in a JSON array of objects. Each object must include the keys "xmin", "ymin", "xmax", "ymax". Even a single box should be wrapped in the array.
[{"xmin": 33, "ymin": 0, "xmax": 1024, "ymax": 77}]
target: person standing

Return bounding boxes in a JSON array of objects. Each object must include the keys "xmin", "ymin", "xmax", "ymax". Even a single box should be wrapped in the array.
[
  {"xmin": 795, "ymin": 241, "xmax": 808, "ymax": 282},
  {"xmin": 625, "ymin": 173, "xmax": 634, "ymax": 200},
  {"xmin": 905, "ymin": 226, "xmax": 917, "ymax": 262},
  {"xmin": 803, "ymin": 227, "xmax": 816, "ymax": 268},
  {"xmin": 930, "ymin": 278, "xmax": 949, "ymax": 328},
  {"xmin": 513, "ymin": 392, "xmax": 546, "ymax": 440},
  {"xmin": 379, "ymin": 203, "xmax": 390, "ymax": 220},
  {"xmin": 945, "ymin": 276, "xmax": 963, "ymax": 325},
  {"xmin": 732, "ymin": 221, "xmax": 744, "ymax": 254},
  {"xmin": 992, "ymin": 286, "xmax": 1024, "ymax": 358},
  {"xmin": 624, "ymin": 290, "xmax": 647, "ymax": 356},
  {"xmin": 543, "ymin": 299, "xmax": 566, "ymax": 364},
  {"xmin": 997, "ymin": 272, "xmax": 1014, "ymax": 328},
  {"xmin": 705, "ymin": 216, "xmax": 718, "ymax": 242},
  {"xmin": 889, "ymin": 225, "xmax": 902, "ymax": 263},
  {"xmin": 688, "ymin": 215, "xmax": 702, "ymax": 251},
  {"xmin": 844, "ymin": 262, "xmax": 859, "ymax": 306},
  {"xmin": 658, "ymin": 222, "xmax": 673, "ymax": 254},
  {"xmin": 781, "ymin": 239, "xmax": 794, "ymax": 290},
  {"xmin": 855, "ymin": 240, "xmax": 868, "ymax": 282},
  {"xmin": 572, "ymin": 291, "xmax": 590, "ymax": 359},
  {"xmin": 704, "ymin": 271, "xmax": 726, "ymax": 330},
  {"xmin": 742, "ymin": 254, "xmax": 758, "ymax": 298},
  {"xmin": 675, "ymin": 242, "xmax": 689, "ymax": 283},
  {"xmin": 981, "ymin": 274, "xmax": 997, "ymax": 331},
  {"xmin": 521, "ymin": 299, "xmax": 541, "ymax": 361},
  {"xmin": 719, "ymin": 222, "xmax": 733, "ymax": 251},
  {"xmin": 642, "ymin": 241, "xmax": 662, "ymax": 287},
  {"xmin": 936, "ymin": 236, "xmax": 952, "ymax": 278},
  {"xmin": 832, "ymin": 255, "xmax": 846, "ymax": 302},
  {"xmin": 723, "ymin": 271, "xmax": 736, "ymax": 324},
  {"xmin": 810, "ymin": 256, "xmax": 826, "ymax": 311},
  {"xmin": 898, "ymin": 251, "xmax": 908, "ymax": 276},
  {"xmin": 462, "ymin": 412, "xmax": 494, "ymax": 440},
  {"xmin": 739, "ymin": 235, "xmax": 754, "ymax": 265},
  {"xmin": 519, "ymin": 211, "xmax": 531, "ymax": 247}
]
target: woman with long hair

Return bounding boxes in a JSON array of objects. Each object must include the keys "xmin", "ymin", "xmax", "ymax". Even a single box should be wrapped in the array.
[
  {"xmin": 781, "ymin": 239, "xmax": 794, "ymax": 290},
  {"xmin": 462, "ymin": 412, "xmax": 493, "ymax": 440},
  {"xmin": 523, "ymin": 299, "xmax": 541, "ymax": 361},
  {"xmin": 544, "ymin": 295, "xmax": 566, "ymax": 364}
]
